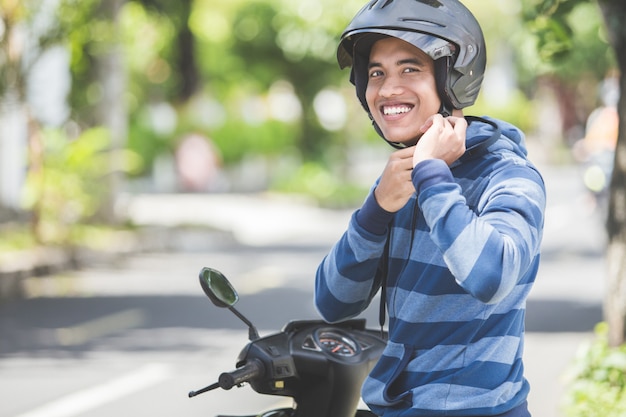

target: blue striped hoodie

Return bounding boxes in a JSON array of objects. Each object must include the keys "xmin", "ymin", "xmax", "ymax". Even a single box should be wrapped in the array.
[{"xmin": 315, "ymin": 116, "xmax": 545, "ymax": 416}]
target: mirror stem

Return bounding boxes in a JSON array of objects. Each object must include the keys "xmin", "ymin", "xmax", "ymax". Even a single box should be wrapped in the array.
[{"xmin": 229, "ymin": 306, "xmax": 260, "ymax": 340}]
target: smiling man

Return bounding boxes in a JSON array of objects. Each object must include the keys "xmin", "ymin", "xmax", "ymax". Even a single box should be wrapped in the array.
[{"xmin": 315, "ymin": 1, "xmax": 546, "ymax": 417}]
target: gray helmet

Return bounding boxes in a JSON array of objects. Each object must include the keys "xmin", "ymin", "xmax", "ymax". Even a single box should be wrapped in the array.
[{"xmin": 337, "ymin": 0, "xmax": 486, "ymax": 118}]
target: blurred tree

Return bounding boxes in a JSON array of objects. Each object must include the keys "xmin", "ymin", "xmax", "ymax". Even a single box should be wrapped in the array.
[
  {"xmin": 0, "ymin": 0, "xmax": 69, "ymax": 239},
  {"xmin": 178, "ymin": 0, "xmax": 376, "ymax": 192},
  {"xmin": 0, "ymin": 0, "xmax": 25, "ymax": 99},
  {"xmin": 229, "ymin": 1, "xmax": 340, "ymax": 160},
  {"xmin": 22, "ymin": 127, "xmax": 125, "ymax": 245},
  {"xmin": 598, "ymin": 0, "xmax": 626, "ymax": 348},
  {"xmin": 1, "ymin": 0, "xmax": 139, "ymax": 234},
  {"xmin": 134, "ymin": 0, "xmax": 200, "ymax": 102},
  {"xmin": 0, "ymin": 0, "xmax": 32, "ymax": 216},
  {"xmin": 520, "ymin": 0, "xmax": 615, "ymax": 143},
  {"xmin": 96, "ymin": 0, "xmax": 126, "ymax": 222},
  {"xmin": 524, "ymin": 0, "xmax": 626, "ymax": 346},
  {"xmin": 192, "ymin": 0, "xmax": 359, "ymax": 164},
  {"xmin": 62, "ymin": 0, "xmax": 197, "ymax": 202},
  {"xmin": 48, "ymin": 0, "xmax": 128, "ymax": 222}
]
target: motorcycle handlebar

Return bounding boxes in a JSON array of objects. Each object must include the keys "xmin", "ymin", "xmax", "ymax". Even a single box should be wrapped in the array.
[{"xmin": 218, "ymin": 359, "xmax": 264, "ymax": 390}]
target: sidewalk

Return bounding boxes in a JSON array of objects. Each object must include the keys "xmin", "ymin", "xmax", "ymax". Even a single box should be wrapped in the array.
[{"xmin": 117, "ymin": 192, "xmax": 353, "ymax": 247}]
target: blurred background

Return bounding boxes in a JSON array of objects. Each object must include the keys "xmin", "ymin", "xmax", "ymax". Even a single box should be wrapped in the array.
[
  {"xmin": 0, "ymin": 0, "xmax": 623, "ymax": 416},
  {"xmin": 0, "ymin": 0, "xmax": 618, "ymax": 230}
]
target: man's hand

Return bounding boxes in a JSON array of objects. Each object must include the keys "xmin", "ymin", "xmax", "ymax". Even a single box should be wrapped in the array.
[
  {"xmin": 413, "ymin": 114, "xmax": 467, "ymax": 167},
  {"xmin": 374, "ymin": 147, "xmax": 416, "ymax": 213}
]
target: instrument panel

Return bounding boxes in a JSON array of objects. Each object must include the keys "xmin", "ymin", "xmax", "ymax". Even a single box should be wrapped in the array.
[{"xmin": 302, "ymin": 328, "xmax": 362, "ymax": 357}]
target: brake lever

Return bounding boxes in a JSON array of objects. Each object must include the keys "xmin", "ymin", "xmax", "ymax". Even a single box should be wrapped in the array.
[{"xmin": 188, "ymin": 381, "xmax": 220, "ymax": 398}]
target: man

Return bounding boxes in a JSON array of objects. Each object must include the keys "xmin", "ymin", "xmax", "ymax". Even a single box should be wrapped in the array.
[{"xmin": 315, "ymin": 1, "xmax": 546, "ymax": 416}]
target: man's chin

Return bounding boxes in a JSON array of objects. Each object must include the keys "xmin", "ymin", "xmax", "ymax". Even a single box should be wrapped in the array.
[{"xmin": 384, "ymin": 135, "xmax": 419, "ymax": 147}]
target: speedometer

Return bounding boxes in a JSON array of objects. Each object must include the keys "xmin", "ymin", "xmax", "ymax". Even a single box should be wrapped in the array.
[{"xmin": 315, "ymin": 330, "xmax": 359, "ymax": 357}]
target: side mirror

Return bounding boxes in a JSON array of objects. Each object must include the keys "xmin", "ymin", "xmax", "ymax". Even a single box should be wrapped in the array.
[
  {"xmin": 198, "ymin": 267, "xmax": 259, "ymax": 341},
  {"xmin": 199, "ymin": 267, "xmax": 239, "ymax": 308}
]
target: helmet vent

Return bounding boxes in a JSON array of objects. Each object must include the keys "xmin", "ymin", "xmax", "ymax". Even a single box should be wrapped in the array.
[
  {"xmin": 415, "ymin": 0, "xmax": 444, "ymax": 7},
  {"xmin": 400, "ymin": 18, "xmax": 445, "ymax": 28},
  {"xmin": 368, "ymin": 0, "xmax": 396, "ymax": 10}
]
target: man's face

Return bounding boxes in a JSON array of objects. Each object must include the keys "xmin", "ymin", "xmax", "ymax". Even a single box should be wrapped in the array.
[{"xmin": 365, "ymin": 37, "xmax": 441, "ymax": 146}]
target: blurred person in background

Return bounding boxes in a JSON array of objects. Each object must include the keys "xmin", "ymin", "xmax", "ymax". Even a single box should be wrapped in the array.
[
  {"xmin": 315, "ymin": 1, "xmax": 546, "ymax": 416},
  {"xmin": 175, "ymin": 133, "xmax": 223, "ymax": 192},
  {"xmin": 574, "ymin": 72, "xmax": 619, "ymax": 215}
]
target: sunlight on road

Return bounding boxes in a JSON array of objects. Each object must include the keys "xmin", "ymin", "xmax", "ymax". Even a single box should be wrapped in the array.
[{"xmin": 236, "ymin": 265, "xmax": 288, "ymax": 295}]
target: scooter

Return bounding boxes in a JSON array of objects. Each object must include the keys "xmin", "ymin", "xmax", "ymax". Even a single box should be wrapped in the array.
[
  {"xmin": 581, "ymin": 148, "xmax": 614, "ymax": 219},
  {"xmin": 188, "ymin": 267, "xmax": 386, "ymax": 417}
]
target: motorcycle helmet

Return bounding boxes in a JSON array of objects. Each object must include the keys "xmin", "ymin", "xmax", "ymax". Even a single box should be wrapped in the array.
[{"xmin": 337, "ymin": 0, "xmax": 486, "ymax": 142}]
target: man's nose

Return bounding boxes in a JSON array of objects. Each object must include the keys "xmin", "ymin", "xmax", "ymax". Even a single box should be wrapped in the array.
[{"xmin": 379, "ymin": 75, "xmax": 404, "ymax": 98}]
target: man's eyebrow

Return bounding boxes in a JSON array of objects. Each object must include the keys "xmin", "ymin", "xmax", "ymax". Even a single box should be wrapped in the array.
[
  {"xmin": 398, "ymin": 58, "xmax": 425, "ymax": 66},
  {"xmin": 368, "ymin": 57, "xmax": 425, "ymax": 69}
]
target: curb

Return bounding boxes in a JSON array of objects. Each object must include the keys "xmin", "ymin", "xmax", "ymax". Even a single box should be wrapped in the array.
[
  {"xmin": 0, "ymin": 247, "xmax": 76, "ymax": 300},
  {"xmin": 0, "ymin": 226, "xmax": 237, "ymax": 302}
]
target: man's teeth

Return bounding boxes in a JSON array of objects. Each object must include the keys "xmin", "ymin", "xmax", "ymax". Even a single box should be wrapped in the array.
[{"xmin": 383, "ymin": 105, "xmax": 412, "ymax": 115}]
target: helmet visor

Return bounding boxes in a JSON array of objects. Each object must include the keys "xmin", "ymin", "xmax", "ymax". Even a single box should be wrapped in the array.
[{"xmin": 338, "ymin": 28, "xmax": 455, "ymax": 69}]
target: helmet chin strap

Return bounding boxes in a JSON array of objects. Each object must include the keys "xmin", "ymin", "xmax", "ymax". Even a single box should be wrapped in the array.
[
  {"xmin": 439, "ymin": 101, "xmax": 453, "ymax": 118},
  {"xmin": 370, "ymin": 115, "xmax": 407, "ymax": 150}
]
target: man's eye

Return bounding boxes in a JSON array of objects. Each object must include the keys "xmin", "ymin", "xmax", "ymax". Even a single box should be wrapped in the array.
[
  {"xmin": 369, "ymin": 70, "xmax": 383, "ymax": 78},
  {"xmin": 403, "ymin": 67, "xmax": 419, "ymax": 73}
]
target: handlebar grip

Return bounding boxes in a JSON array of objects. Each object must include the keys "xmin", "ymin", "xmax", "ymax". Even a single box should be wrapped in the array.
[{"xmin": 218, "ymin": 359, "xmax": 264, "ymax": 390}]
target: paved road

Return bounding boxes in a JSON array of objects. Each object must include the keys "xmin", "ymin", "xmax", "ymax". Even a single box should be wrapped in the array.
[{"xmin": 0, "ymin": 164, "xmax": 607, "ymax": 417}]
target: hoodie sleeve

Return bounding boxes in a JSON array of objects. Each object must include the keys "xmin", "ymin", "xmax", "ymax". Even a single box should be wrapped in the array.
[
  {"xmin": 314, "ymin": 190, "xmax": 393, "ymax": 323},
  {"xmin": 412, "ymin": 157, "xmax": 545, "ymax": 304}
]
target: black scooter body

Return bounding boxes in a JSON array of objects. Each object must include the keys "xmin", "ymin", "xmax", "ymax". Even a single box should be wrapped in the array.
[
  {"xmin": 236, "ymin": 319, "xmax": 383, "ymax": 417},
  {"xmin": 189, "ymin": 267, "xmax": 386, "ymax": 417}
]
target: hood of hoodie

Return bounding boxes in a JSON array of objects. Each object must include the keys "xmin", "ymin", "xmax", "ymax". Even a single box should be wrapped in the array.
[{"xmin": 461, "ymin": 116, "xmax": 528, "ymax": 163}]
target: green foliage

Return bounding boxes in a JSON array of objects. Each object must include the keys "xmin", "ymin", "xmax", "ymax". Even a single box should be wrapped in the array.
[
  {"xmin": 0, "ymin": 225, "xmax": 37, "ymax": 251},
  {"xmin": 198, "ymin": 0, "xmax": 349, "ymax": 161},
  {"xmin": 22, "ymin": 128, "xmax": 142, "ymax": 244},
  {"xmin": 520, "ymin": 0, "xmax": 615, "ymax": 79},
  {"xmin": 471, "ymin": 89, "xmax": 537, "ymax": 135},
  {"xmin": 14, "ymin": 0, "xmax": 618, "ymax": 210},
  {"xmin": 61, "ymin": 0, "xmax": 181, "ymax": 124},
  {"xmin": 563, "ymin": 322, "xmax": 626, "ymax": 417},
  {"xmin": 73, "ymin": 0, "xmax": 363, "ymax": 173},
  {"xmin": 120, "ymin": 1, "xmax": 178, "ymax": 103},
  {"xmin": 1, "ymin": 0, "xmax": 74, "ymax": 98},
  {"xmin": 522, "ymin": 0, "xmax": 576, "ymax": 61},
  {"xmin": 58, "ymin": 0, "xmax": 115, "ymax": 125},
  {"xmin": 272, "ymin": 162, "xmax": 368, "ymax": 208},
  {"xmin": 126, "ymin": 126, "xmax": 170, "ymax": 176},
  {"xmin": 212, "ymin": 118, "xmax": 298, "ymax": 165}
]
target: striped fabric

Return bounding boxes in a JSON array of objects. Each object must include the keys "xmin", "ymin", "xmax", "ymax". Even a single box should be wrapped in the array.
[{"xmin": 315, "ymin": 116, "xmax": 545, "ymax": 416}]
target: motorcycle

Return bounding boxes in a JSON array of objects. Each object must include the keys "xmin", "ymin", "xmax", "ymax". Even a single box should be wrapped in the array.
[
  {"xmin": 581, "ymin": 148, "xmax": 614, "ymax": 218},
  {"xmin": 188, "ymin": 267, "xmax": 386, "ymax": 417}
]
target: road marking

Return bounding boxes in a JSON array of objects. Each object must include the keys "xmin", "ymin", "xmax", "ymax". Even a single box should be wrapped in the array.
[{"xmin": 15, "ymin": 363, "xmax": 171, "ymax": 417}]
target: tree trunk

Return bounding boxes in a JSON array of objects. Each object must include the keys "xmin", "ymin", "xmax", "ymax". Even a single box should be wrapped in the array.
[
  {"xmin": 96, "ymin": 0, "xmax": 128, "ymax": 223},
  {"xmin": 175, "ymin": 2, "xmax": 199, "ymax": 102},
  {"xmin": 605, "ymin": 71, "xmax": 626, "ymax": 346},
  {"xmin": 598, "ymin": 0, "xmax": 626, "ymax": 346}
]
